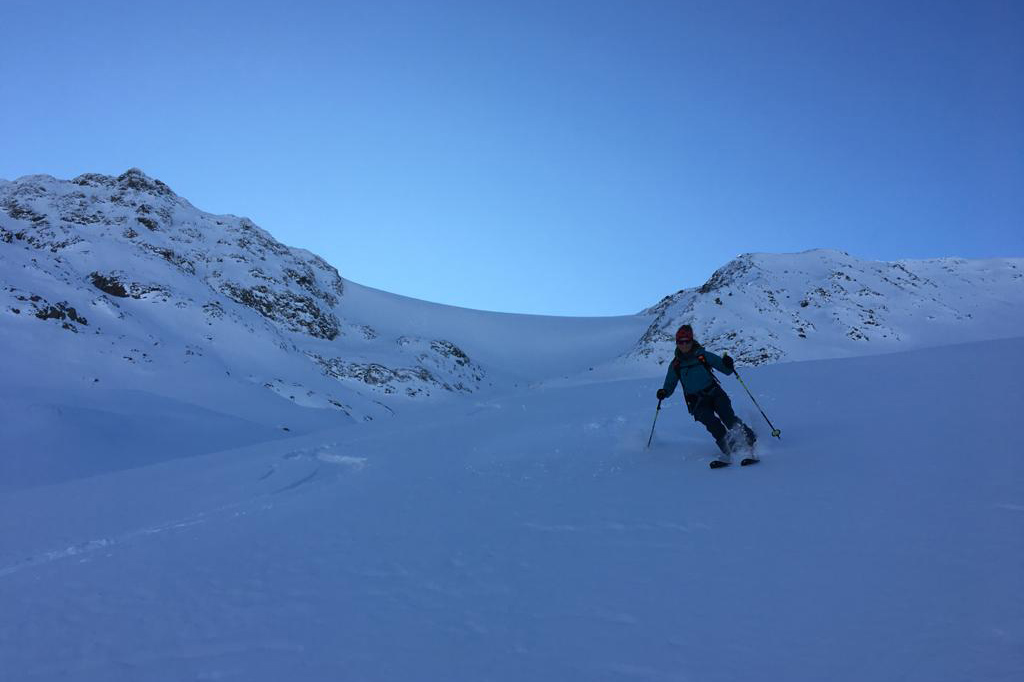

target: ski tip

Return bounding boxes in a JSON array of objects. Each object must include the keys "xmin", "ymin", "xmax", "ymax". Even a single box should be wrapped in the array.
[
  {"xmin": 740, "ymin": 457, "xmax": 760, "ymax": 466},
  {"xmin": 709, "ymin": 460, "xmax": 731, "ymax": 469}
]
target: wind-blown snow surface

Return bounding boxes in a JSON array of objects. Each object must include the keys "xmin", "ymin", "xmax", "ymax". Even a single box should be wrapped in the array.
[{"xmin": 2, "ymin": 337, "xmax": 1022, "ymax": 681}]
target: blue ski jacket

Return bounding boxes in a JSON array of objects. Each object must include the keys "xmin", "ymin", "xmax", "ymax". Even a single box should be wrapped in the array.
[{"xmin": 660, "ymin": 343, "xmax": 733, "ymax": 398}]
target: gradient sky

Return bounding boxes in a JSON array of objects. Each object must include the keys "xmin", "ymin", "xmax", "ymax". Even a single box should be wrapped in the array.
[{"xmin": 2, "ymin": 0, "xmax": 1021, "ymax": 316}]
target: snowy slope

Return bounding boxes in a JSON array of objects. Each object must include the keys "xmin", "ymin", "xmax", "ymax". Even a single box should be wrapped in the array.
[
  {"xmin": 1, "ymin": 337, "xmax": 1021, "ymax": 681},
  {"xmin": 0, "ymin": 170, "xmax": 648, "ymax": 487},
  {"xmin": 2, "ymin": 169, "xmax": 1023, "ymax": 679}
]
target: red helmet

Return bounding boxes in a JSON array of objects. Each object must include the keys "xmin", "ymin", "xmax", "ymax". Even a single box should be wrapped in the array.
[{"xmin": 675, "ymin": 325, "xmax": 694, "ymax": 343}]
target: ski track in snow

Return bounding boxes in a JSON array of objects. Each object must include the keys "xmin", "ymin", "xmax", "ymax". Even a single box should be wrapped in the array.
[
  {"xmin": 0, "ymin": 443, "xmax": 370, "ymax": 580},
  {"xmin": 0, "ymin": 504, "xmax": 237, "ymax": 579}
]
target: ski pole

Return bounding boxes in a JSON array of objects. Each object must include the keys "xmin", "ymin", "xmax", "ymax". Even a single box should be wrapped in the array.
[
  {"xmin": 646, "ymin": 399, "xmax": 662, "ymax": 449},
  {"xmin": 731, "ymin": 367, "xmax": 781, "ymax": 438}
]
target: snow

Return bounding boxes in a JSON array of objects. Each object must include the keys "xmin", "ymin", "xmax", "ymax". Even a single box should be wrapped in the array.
[
  {"xmin": 2, "ymin": 170, "xmax": 1023, "ymax": 679},
  {"xmin": 1, "ymin": 336, "xmax": 1021, "ymax": 681},
  {"xmin": 338, "ymin": 278, "xmax": 651, "ymax": 383}
]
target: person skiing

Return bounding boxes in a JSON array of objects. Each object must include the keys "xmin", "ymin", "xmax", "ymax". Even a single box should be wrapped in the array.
[{"xmin": 656, "ymin": 324, "xmax": 757, "ymax": 468}]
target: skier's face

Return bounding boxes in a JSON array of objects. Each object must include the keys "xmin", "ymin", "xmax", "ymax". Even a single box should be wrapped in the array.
[{"xmin": 677, "ymin": 339, "xmax": 693, "ymax": 351}]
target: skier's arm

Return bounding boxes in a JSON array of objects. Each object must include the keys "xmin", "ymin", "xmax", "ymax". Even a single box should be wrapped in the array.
[
  {"xmin": 700, "ymin": 350, "xmax": 734, "ymax": 375},
  {"xmin": 659, "ymin": 366, "xmax": 678, "ymax": 398}
]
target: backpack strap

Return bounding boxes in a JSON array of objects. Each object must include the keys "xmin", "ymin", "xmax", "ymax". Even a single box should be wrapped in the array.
[{"xmin": 696, "ymin": 354, "xmax": 722, "ymax": 388}]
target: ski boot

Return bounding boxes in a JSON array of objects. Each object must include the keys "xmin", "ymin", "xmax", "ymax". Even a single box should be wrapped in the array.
[{"xmin": 710, "ymin": 436, "xmax": 732, "ymax": 469}]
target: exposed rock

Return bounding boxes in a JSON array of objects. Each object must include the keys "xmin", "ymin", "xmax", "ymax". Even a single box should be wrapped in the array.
[
  {"xmin": 33, "ymin": 300, "xmax": 88, "ymax": 327},
  {"xmin": 115, "ymin": 168, "xmax": 176, "ymax": 198},
  {"xmin": 89, "ymin": 272, "xmax": 168, "ymax": 300},
  {"xmin": 90, "ymin": 272, "xmax": 129, "ymax": 298},
  {"xmin": 310, "ymin": 338, "xmax": 485, "ymax": 397},
  {"xmin": 220, "ymin": 282, "xmax": 340, "ymax": 340}
]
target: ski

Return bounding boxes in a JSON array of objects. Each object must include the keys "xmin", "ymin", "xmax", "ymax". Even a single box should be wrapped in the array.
[{"xmin": 710, "ymin": 458, "xmax": 759, "ymax": 469}]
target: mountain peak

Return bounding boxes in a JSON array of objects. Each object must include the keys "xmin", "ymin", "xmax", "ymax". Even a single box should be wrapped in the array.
[
  {"xmin": 70, "ymin": 168, "xmax": 177, "ymax": 198},
  {"xmin": 635, "ymin": 249, "xmax": 1024, "ymax": 365},
  {"xmin": 0, "ymin": 170, "xmax": 501, "ymax": 422}
]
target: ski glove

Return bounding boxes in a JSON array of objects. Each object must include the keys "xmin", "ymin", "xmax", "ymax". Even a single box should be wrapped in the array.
[
  {"xmin": 656, "ymin": 389, "xmax": 667, "ymax": 400},
  {"xmin": 722, "ymin": 354, "xmax": 735, "ymax": 371}
]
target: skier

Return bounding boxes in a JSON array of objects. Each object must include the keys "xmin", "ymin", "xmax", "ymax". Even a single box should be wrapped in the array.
[{"xmin": 656, "ymin": 324, "xmax": 757, "ymax": 468}]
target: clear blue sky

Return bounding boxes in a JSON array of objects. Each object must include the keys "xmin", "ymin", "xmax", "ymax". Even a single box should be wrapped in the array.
[{"xmin": 2, "ymin": 0, "xmax": 1021, "ymax": 316}]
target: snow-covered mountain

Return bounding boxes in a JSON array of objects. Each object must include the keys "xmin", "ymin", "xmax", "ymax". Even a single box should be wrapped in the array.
[
  {"xmin": 2, "ymin": 168, "xmax": 1023, "ymax": 487},
  {"xmin": 634, "ymin": 249, "xmax": 1024, "ymax": 366},
  {"xmin": 0, "ymin": 170, "xmax": 645, "ymax": 415},
  {"xmin": 0, "ymin": 170, "xmax": 489, "ymax": 418},
  {"xmin": 0, "ymin": 169, "xmax": 647, "ymax": 486},
  {"xmin": 5, "ymin": 171, "xmax": 1022, "ymax": 386}
]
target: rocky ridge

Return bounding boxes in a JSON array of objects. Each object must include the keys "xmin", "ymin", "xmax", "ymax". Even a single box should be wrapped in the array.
[
  {"xmin": 0, "ymin": 169, "xmax": 486, "ymax": 420},
  {"xmin": 633, "ymin": 249, "xmax": 1024, "ymax": 366}
]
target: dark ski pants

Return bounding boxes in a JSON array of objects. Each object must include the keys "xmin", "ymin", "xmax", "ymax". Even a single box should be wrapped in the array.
[{"xmin": 688, "ymin": 385, "xmax": 754, "ymax": 455}]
